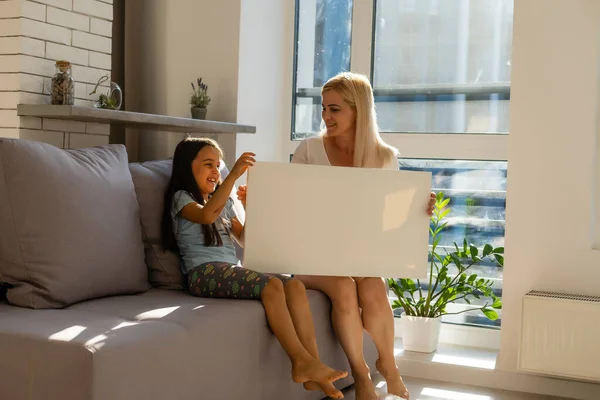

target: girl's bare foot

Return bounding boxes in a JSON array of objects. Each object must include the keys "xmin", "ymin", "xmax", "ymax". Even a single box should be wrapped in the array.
[
  {"xmin": 292, "ymin": 357, "xmax": 348, "ymax": 384},
  {"xmin": 376, "ymin": 358, "xmax": 409, "ymax": 399},
  {"xmin": 303, "ymin": 381, "xmax": 344, "ymax": 399},
  {"xmin": 353, "ymin": 373, "xmax": 378, "ymax": 400}
]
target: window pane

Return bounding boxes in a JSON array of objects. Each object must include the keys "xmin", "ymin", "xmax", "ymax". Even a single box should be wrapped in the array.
[
  {"xmin": 373, "ymin": 0, "xmax": 514, "ymax": 134},
  {"xmin": 293, "ymin": 0, "xmax": 353, "ymax": 139},
  {"xmin": 392, "ymin": 158, "xmax": 506, "ymax": 328}
]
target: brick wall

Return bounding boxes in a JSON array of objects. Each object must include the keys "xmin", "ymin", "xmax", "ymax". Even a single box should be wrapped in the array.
[{"xmin": 0, "ymin": 0, "xmax": 113, "ymax": 148}]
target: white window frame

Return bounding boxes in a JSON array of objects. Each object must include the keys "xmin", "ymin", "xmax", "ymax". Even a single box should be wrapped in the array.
[{"xmin": 289, "ymin": 0, "xmax": 509, "ymax": 347}]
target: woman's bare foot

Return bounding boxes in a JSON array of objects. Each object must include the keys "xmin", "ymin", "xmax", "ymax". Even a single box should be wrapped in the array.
[
  {"xmin": 353, "ymin": 372, "xmax": 378, "ymax": 400},
  {"xmin": 303, "ymin": 380, "xmax": 344, "ymax": 399},
  {"xmin": 292, "ymin": 357, "xmax": 348, "ymax": 385},
  {"xmin": 376, "ymin": 358, "xmax": 409, "ymax": 399}
]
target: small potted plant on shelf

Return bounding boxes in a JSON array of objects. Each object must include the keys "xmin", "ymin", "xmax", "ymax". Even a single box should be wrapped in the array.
[
  {"xmin": 89, "ymin": 75, "xmax": 122, "ymax": 110},
  {"xmin": 387, "ymin": 192, "xmax": 504, "ymax": 353},
  {"xmin": 190, "ymin": 77, "xmax": 211, "ymax": 120}
]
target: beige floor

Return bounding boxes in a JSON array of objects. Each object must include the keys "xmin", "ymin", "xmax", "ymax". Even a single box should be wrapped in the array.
[{"xmin": 339, "ymin": 376, "xmax": 567, "ymax": 400}]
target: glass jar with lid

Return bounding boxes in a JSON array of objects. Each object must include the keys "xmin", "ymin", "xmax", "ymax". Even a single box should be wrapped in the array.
[{"xmin": 50, "ymin": 60, "xmax": 74, "ymax": 105}]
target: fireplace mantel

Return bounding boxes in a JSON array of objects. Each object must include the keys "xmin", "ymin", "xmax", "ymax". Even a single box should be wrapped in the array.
[{"xmin": 17, "ymin": 105, "xmax": 256, "ymax": 135}]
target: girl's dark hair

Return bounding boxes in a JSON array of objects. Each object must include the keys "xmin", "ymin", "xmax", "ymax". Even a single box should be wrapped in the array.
[{"xmin": 161, "ymin": 137, "xmax": 228, "ymax": 251}]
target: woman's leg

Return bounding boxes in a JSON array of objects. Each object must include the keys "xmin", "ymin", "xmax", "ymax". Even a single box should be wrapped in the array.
[
  {"xmin": 355, "ymin": 277, "xmax": 409, "ymax": 399},
  {"xmin": 296, "ymin": 275, "xmax": 378, "ymax": 400},
  {"xmin": 187, "ymin": 264, "xmax": 347, "ymax": 385},
  {"xmin": 279, "ymin": 277, "xmax": 344, "ymax": 399}
]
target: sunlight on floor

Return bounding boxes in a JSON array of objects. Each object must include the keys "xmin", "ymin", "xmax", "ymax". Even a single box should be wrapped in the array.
[
  {"xmin": 421, "ymin": 387, "xmax": 492, "ymax": 400},
  {"xmin": 48, "ymin": 325, "xmax": 87, "ymax": 341},
  {"xmin": 431, "ymin": 353, "xmax": 496, "ymax": 369},
  {"xmin": 135, "ymin": 306, "xmax": 179, "ymax": 320}
]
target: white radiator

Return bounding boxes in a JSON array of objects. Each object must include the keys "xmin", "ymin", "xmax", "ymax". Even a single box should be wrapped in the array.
[{"xmin": 518, "ymin": 290, "xmax": 600, "ymax": 382}]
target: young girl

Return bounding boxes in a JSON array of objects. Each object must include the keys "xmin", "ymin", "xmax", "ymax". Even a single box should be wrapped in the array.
[{"xmin": 161, "ymin": 137, "xmax": 347, "ymax": 399}]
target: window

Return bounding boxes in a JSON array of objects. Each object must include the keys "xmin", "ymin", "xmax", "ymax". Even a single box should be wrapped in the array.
[
  {"xmin": 293, "ymin": 0, "xmax": 354, "ymax": 140},
  {"xmin": 291, "ymin": 0, "xmax": 513, "ymax": 329},
  {"xmin": 373, "ymin": 0, "xmax": 513, "ymax": 134}
]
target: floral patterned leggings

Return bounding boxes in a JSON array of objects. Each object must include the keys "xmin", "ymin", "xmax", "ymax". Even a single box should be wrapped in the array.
[{"xmin": 187, "ymin": 262, "xmax": 293, "ymax": 300}]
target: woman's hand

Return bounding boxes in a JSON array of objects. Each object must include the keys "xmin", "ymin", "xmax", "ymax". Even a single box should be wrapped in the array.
[
  {"xmin": 427, "ymin": 192, "xmax": 436, "ymax": 216},
  {"xmin": 231, "ymin": 152, "xmax": 256, "ymax": 179},
  {"xmin": 237, "ymin": 185, "xmax": 247, "ymax": 209}
]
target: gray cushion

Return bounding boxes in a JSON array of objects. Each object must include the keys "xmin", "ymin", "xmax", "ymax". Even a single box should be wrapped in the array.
[
  {"xmin": 129, "ymin": 159, "xmax": 245, "ymax": 291},
  {"xmin": 128, "ymin": 159, "xmax": 185, "ymax": 290},
  {"xmin": 0, "ymin": 139, "xmax": 149, "ymax": 309}
]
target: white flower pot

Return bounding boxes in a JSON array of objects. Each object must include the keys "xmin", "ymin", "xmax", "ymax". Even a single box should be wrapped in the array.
[{"xmin": 400, "ymin": 312, "xmax": 442, "ymax": 353}]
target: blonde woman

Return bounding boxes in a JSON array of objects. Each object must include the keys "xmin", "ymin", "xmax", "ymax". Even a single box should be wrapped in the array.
[{"xmin": 239, "ymin": 72, "xmax": 435, "ymax": 399}]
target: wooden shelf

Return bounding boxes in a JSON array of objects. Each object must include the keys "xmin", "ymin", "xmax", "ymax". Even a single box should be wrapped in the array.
[{"xmin": 16, "ymin": 104, "xmax": 256, "ymax": 134}]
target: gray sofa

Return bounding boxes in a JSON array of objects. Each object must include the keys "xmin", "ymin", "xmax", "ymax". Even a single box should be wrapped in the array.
[{"xmin": 0, "ymin": 138, "xmax": 377, "ymax": 400}]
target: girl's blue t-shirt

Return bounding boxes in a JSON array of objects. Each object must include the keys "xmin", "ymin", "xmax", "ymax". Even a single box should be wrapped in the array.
[{"xmin": 171, "ymin": 190, "xmax": 239, "ymax": 274}]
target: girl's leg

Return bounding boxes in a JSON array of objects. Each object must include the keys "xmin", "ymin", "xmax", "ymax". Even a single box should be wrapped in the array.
[
  {"xmin": 187, "ymin": 264, "xmax": 347, "ymax": 385},
  {"xmin": 261, "ymin": 278, "xmax": 347, "ymax": 384},
  {"xmin": 355, "ymin": 277, "xmax": 409, "ymax": 399},
  {"xmin": 295, "ymin": 275, "xmax": 378, "ymax": 400},
  {"xmin": 275, "ymin": 277, "xmax": 344, "ymax": 399}
]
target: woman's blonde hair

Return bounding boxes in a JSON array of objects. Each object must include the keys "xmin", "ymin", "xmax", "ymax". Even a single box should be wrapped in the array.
[{"xmin": 322, "ymin": 72, "xmax": 397, "ymax": 168}]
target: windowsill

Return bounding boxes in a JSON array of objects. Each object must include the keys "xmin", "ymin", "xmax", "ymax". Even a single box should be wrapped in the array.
[
  {"xmin": 394, "ymin": 317, "xmax": 501, "ymax": 351},
  {"xmin": 394, "ymin": 339, "xmax": 497, "ymax": 370}
]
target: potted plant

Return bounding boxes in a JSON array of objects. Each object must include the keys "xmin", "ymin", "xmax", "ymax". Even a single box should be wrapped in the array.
[
  {"xmin": 387, "ymin": 192, "xmax": 504, "ymax": 353},
  {"xmin": 190, "ymin": 77, "xmax": 211, "ymax": 120}
]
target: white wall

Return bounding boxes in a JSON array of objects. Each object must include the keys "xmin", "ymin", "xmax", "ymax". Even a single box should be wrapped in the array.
[
  {"xmin": 125, "ymin": 0, "xmax": 241, "ymax": 165},
  {"xmin": 235, "ymin": 0, "xmax": 295, "ymax": 172},
  {"xmin": 500, "ymin": 0, "xmax": 600, "ymax": 383}
]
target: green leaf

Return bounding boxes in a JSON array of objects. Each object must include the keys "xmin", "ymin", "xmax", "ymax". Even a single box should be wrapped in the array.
[
  {"xmin": 483, "ymin": 244, "xmax": 493, "ymax": 257},
  {"xmin": 436, "ymin": 192, "xmax": 444, "ymax": 202},
  {"xmin": 470, "ymin": 245, "xmax": 478, "ymax": 258},
  {"xmin": 493, "ymin": 247, "xmax": 504, "ymax": 254},
  {"xmin": 492, "ymin": 298, "xmax": 503, "ymax": 309},
  {"xmin": 494, "ymin": 254, "xmax": 505, "ymax": 266},
  {"xmin": 433, "ymin": 236, "xmax": 441, "ymax": 248},
  {"xmin": 468, "ymin": 274, "xmax": 477, "ymax": 283},
  {"xmin": 440, "ymin": 198, "xmax": 450, "ymax": 208},
  {"xmin": 440, "ymin": 208, "xmax": 451, "ymax": 220},
  {"xmin": 435, "ymin": 222, "xmax": 448, "ymax": 235},
  {"xmin": 465, "ymin": 298, "xmax": 471, "ymax": 305},
  {"xmin": 434, "ymin": 253, "xmax": 445, "ymax": 264},
  {"xmin": 463, "ymin": 239, "xmax": 468, "ymax": 253},
  {"xmin": 450, "ymin": 253, "xmax": 462, "ymax": 267},
  {"xmin": 442, "ymin": 255, "xmax": 451, "ymax": 267},
  {"xmin": 392, "ymin": 299, "xmax": 403, "ymax": 309},
  {"xmin": 483, "ymin": 308, "xmax": 499, "ymax": 320}
]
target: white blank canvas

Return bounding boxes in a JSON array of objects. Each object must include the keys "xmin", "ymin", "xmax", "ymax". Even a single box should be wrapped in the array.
[{"xmin": 242, "ymin": 162, "xmax": 432, "ymax": 278}]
